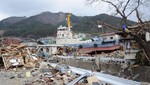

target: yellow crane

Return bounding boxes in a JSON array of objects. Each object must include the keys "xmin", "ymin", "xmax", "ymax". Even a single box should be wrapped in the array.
[{"xmin": 67, "ymin": 13, "xmax": 71, "ymax": 28}]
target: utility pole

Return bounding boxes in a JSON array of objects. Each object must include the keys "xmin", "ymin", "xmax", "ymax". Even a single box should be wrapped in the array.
[{"xmin": 97, "ymin": 21, "xmax": 103, "ymax": 33}]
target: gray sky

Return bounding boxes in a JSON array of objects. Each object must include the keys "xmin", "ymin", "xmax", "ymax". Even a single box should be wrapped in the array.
[{"xmin": 0, "ymin": 0, "xmax": 111, "ymax": 20}]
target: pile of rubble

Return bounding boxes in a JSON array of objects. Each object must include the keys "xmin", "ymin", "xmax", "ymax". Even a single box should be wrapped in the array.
[
  {"xmin": 0, "ymin": 61, "xmax": 101, "ymax": 85},
  {"xmin": 0, "ymin": 44, "xmax": 101, "ymax": 85},
  {"xmin": 0, "ymin": 44, "xmax": 40, "ymax": 69}
]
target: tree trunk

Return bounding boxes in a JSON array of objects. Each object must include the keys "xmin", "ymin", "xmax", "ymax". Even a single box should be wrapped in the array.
[{"xmin": 131, "ymin": 33, "xmax": 150, "ymax": 61}]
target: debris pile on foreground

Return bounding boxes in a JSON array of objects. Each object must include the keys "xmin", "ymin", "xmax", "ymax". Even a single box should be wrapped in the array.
[
  {"xmin": 0, "ymin": 44, "xmax": 102, "ymax": 85},
  {"xmin": 0, "ymin": 62, "xmax": 102, "ymax": 85},
  {"xmin": 0, "ymin": 44, "xmax": 39, "ymax": 69}
]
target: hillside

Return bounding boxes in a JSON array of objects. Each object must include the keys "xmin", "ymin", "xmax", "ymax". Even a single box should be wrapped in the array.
[
  {"xmin": 0, "ymin": 16, "xmax": 26, "ymax": 29},
  {"xmin": 0, "ymin": 12, "xmax": 135, "ymax": 38}
]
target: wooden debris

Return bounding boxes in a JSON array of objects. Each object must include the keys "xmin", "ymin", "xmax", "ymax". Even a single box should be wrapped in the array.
[{"xmin": 0, "ymin": 44, "xmax": 39, "ymax": 69}]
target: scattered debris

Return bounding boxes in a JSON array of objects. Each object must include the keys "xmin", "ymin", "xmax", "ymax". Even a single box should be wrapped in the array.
[
  {"xmin": 0, "ymin": 43, "xmax": 147, "ymax": 84},
  {"xmin": 87, "ymin": 76, "xmax": 100, "ymax": 84},
  {"xmin": 0, "ymin": 44, "xmax": 40, "ymax": 69}
]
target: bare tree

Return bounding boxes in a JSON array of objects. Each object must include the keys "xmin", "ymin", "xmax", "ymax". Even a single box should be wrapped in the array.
[{"xmin": 87, "ymin": 0, "xmax": 150, "ymax": 62}]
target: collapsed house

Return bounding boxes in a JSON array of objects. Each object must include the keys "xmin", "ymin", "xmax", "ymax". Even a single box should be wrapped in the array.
[{"xmin": 0, "ymin": 44, "xmax": 40, "ymax": 69}]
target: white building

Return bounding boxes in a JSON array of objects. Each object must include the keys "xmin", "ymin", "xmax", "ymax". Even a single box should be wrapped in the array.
[
  {"xmin": 100, "ymin": 32, "xmax": 120, "ymax": 43},
  {"xmin": 56, "ymin": 25, "xmax": 86, "ymax": 45},
  {"xmin": 37, "ymin": 44, "xmax": 64, "ymax": 56}
]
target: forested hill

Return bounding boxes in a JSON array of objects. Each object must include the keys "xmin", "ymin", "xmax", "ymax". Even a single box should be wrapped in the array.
[{"xmin": 0, "ymin": 11, "xmax": 135, "ymax": 38}]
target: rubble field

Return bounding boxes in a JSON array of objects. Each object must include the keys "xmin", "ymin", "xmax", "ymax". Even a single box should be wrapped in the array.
[{"xmin": 0, "ymin": 44, "xmax": 150, "ymax": 84}]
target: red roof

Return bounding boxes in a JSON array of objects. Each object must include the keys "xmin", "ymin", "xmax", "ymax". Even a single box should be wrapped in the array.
[
  {"xmin": 2, "ymin": 37, "xmax": 21, "ymax": 46},
  {"xmin": 78, "ymin": 44, "xmax": 120, "ymax": 53}
]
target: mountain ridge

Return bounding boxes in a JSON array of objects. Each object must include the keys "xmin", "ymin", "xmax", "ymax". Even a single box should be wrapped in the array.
[
  {"xmin": 0, "ymin": 11, "xmax": 135, "ymax": 38},
  {"xmin": 0, "ymin": 16, "xmax": 26, "ymax": 28}
]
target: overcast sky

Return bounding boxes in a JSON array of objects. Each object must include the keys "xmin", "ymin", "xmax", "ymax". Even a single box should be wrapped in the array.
[
  {"xmin": 0, "ymin": 0, "xmax": 149, "ymax": 21},
  {"xmin": 0, "ymin": 0, "xmax": 111, "ymax": 20}
]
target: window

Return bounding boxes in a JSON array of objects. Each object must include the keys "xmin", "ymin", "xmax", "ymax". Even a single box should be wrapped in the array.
[{"xmin": 110, "ymin": 37, "xmax": 113, "ymax": 39}]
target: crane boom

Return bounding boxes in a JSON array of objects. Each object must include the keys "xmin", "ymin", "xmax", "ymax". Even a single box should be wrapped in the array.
[{"xmin": 67, "ymin": 13, "xmax": 71, "ymax": 28}]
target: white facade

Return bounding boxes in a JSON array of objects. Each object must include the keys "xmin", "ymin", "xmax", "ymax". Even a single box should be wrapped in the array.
[
  {"xmin": 56, "ymin": 25, "xmax": 84, "ymax": 45},
  {"xmin": 101, "ymin": 34, "xmax": 120, "ymax": 42},
  {"xmin": 56, "ymin": 38, "xmax": 84, "ymax": 45},
  {"xmin": 37, "ymin": 44, "xmax": 64, "ymax": 55}
]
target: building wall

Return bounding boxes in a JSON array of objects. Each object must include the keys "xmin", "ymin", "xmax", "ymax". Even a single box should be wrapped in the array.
[
  {"xmin": 57, "ymin": 29, "xmax": 73, "ymax": 39},
  {"xmin": 38, "ymin": 46, "xmax": 58, "ymax": 56},
  {"xmin": 102, "ymin": 34, "xmax": 119, "ymax": 42},
  {"xmin": 56, "ymin": 38, "xmax": 83, "ymax": 45}
]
